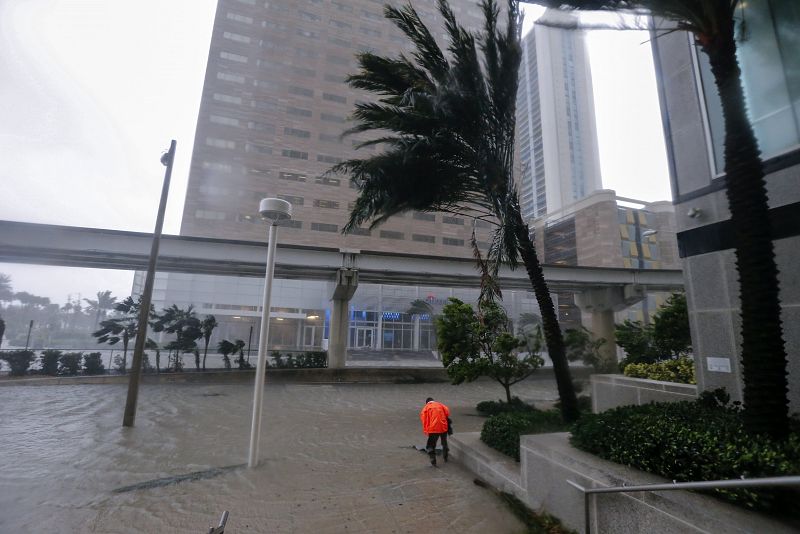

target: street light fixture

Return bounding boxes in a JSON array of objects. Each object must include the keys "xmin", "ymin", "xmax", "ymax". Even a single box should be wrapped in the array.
[{"xmin": 248, "ymin": 198, "xmax": 291, "ymax": 469}]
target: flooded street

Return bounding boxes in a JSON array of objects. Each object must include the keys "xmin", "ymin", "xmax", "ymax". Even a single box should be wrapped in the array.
[{"xmin": 0, "ymin": 378, "xmax": 558, "ymax": 533}]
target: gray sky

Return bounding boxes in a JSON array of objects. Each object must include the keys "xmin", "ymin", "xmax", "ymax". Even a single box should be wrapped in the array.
[{"xmin": 0, "ymin": 1, "xmax": 670, "ymax": 305}]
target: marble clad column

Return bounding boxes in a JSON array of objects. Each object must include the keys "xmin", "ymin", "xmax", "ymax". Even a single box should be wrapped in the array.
[{"xmin": 328, "ymin": 268, "xmax": 358, "ymax": 369}]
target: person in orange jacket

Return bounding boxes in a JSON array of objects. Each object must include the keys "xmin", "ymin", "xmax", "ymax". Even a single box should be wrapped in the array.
[{"xmin": 420, "ymin": 397, "xmax": 451, "ymax": 467}]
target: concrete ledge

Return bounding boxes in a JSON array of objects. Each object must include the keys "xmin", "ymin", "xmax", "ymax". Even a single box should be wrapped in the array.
[
  {"xmin": 449, "ymin": 432, "xmax": 525, "ymax": 501},
  {"xmin": 520, "ymin": 433, "xmax": 797, "ymax": 534},
  {"xmin": 591, "ymin": 374, "xmax": 697, "ymax": 413},
  {"xmin": 0, "ymin": 367, "xmax": 450, "ymax": 387}
]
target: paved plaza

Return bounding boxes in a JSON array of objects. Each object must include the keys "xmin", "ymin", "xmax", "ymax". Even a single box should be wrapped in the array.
[{"xmin": 0, "ymin": 377, "xmax": 560, "ymax": 533}]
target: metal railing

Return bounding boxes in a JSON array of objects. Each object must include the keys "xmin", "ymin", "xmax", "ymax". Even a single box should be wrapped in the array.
[{"xmin": 567, "ymin": 475, "xmax": 800, "ymax": 534}]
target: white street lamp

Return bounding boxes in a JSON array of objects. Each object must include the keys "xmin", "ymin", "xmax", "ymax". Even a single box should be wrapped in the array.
[{"xmin": 248, "ymin": 197, "xmax": 292, "ymax": 468}]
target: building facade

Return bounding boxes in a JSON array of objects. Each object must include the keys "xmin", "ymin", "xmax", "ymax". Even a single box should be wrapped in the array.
[
  {"xmin": 516, "ymin": 10, "xmax": 602, "ymax": 220},
  {"xmin": 652, "ymin": 1, "xmax": 799, "ymax": 410},
  {"xmin": 179, "ymin": 0, "xmax": 493, "ymax": 256}
]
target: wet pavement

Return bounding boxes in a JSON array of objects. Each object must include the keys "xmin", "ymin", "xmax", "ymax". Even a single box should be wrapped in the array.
[{"xmin": 0, "ymin": 378, "xmax": 559, "ymax": 533}]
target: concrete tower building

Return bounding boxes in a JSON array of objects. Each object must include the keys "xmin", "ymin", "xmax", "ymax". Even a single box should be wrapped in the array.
[
  {"xmin": 179, "ymin": 0, "xmax": 493, "ymax": 256},
  {"xmin": 516, "ymin": 9, "xmax": 602, "ymax": 220}
]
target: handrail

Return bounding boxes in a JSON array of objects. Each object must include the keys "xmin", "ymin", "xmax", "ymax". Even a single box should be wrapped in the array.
[{"xmin": 567, "ymin": 475, "xmax": 800, "ymax": 534}]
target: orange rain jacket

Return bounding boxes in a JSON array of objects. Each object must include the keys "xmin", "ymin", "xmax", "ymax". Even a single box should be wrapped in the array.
[{"xmin": 420, "ymin": 401, "xmax": 450, "ymax": 435}]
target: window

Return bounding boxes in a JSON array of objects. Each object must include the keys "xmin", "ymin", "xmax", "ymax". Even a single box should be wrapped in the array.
[
  {"xmin": 328, "ymin": 37, "xmax": 351, "ymax": 48},
  {"xmin": 294, "ymin": 47, "xmax": 318, "ymax": 59},
  {"xmin": 312, "ymin": 222, "xmax": 338, "ymax": 232},
  {"xmin": 317, "ymin": 154, "xmax": 342, "ymax": 164},
  {"xmin": 321, "ymin": 113, "xmax": 345, "ymax": 123},
  {"xmin": 226, "ymin": 12, "xmax": 252, "ymax": 24},
  {"xmin": 282, "ymin": 149, "xmax": 308, "ymax": 160},
  {"xmin": 199, "ymin": 185, "xmax": 228, "ymax": 196},
  {"xmin": 252, "ymin": 99, "xmax": 277, "ymax": 112},
  {"xmin": 380, "ymin": 230, "xmax": 404, "ymax": 240},
  {"xmin": 290, "ymin": 66, "xmax": 316, "ymax": 78},
  {"xmin": 279, "ymin": 171, "xmax": 307, "ymax": 182},
  {"xmin": 206, "ymin": 137, "xmax": 235, "ymax": 149},
  {"xmin": 412, "ymin": 234, "xmax": 435, "ymax": 243},
  {"xmin": 277, "ymin": 195, "xmax": 304, "ymax": 206},
  {"xmin": 331, "ymin": 1, "xmax": 353, "ymax": 12},
  {"xmin": 286, "ymin": 106, "xmax": 312, "ymax": 117},
  {"xmin": 314, "ymin": 199, "xmax": 340, "ymax": 209},
  {"xmin": 323, "ymin": 73, "xmax": 346, "ymax": 83},
  {"xmin": 296, "ymin": 28, "xmax": 319, "ymax": 39},
  {"xmin": 283, "ymin": 220, "xmax": 303, "ymax": 229},
  {"xmin": 248, "ymin": 168, "xmax": 271, "ymax": 176},
  {"xmin": 443, "ymin": 237, "xmax": 464, "ymax": 246},
  {"xmin": 326, "ymin": 55, "xmax": 350, "ymax": 66},
  {"xmin": 361, "ymin": 10, "xmax": 382, "ymax": 20},
  {"xmin": 245, "ymin": 143, "xmax": 272, "ymax": 155},
  {"xmin": 319, "ymin": 133, "xmax": 342, "ymax": 143},
  {"xmin": 323, "ymin": 93, "xmax": 347, "ymax": 104},
  {"xmin": 202, "ymin": 161, "xmax": 232, "ymax": 173},
  {"xmin": 284, "ymin": 127, "xmax": 310, "ymax": 138},
  {"xmin": 350, "ymin": 227, "xmax": 371, "ymax": 236},
  {"xmin": 288, "ymin": 86, "xmax": 313, "ymax": 97},
  {"xmin": 222, "ymin": 32, "xmax": 251, "ymax": 44},
  {"xmin": 195, "ymin": 210, "xmax": 226, "ymax": 220},
  {"xmin": 209, "ymin": 115, "xmax": 240, "ymax": 127},
  {"xmin": 474, "ymin": 219, "xmax": 493, "ymax": 229},
  {"xmin": 298, "ymin": 10, "xmax": 320, "ymax": 21},
  {"xmin": 237, "ymin": 214, "xmax": 257, "ymax": 223},
  {"xmin": 248, "ymin": 121, "xmax": 275, "ymax": 133},
  {"xmin": 329, "ymin": 19, "xmax": 352, "ymax": 30},
  {"xmin": 253, "ymin": 79, "xmax": 279, "ymax": 91},
  {"xmin": 213, "ymin": 93, "xmax": 242, "ymax": 105},
  {"xmin": 443, "ymin": 216, "xmax": 464, "ymax": 225},
  {"xmin": 235, "ymin": 0, "xmax": 255, "ymax": 4},
  {"xmin": 413, "ymin": 211, "xmax": 435, "ymax": 222},
  {"xmin": 315, "ymin": 176, "xmax": 340, "ymax": 186},
  {"xmin": 696, "ymin": 1, "xmax": 800, "ymax": 170},
  {"xmin": 217, "ymin": 72, "xmax": 245, "ymax": 84}
]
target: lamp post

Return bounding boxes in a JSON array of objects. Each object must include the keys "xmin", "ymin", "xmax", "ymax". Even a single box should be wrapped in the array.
[{"xmin": 248, "ymin": 198, "xmax": 292, "ymax": 468}]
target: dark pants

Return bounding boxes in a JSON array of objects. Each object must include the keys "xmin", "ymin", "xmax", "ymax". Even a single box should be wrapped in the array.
[{"xmin": 426, "ymin": 432, "xmax": 448, "ymax": 462}]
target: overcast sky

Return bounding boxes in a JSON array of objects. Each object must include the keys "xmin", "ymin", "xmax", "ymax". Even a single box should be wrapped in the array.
[{"xmin": 0, "ymin": 0, "xmax": 670, "ymax": 305}]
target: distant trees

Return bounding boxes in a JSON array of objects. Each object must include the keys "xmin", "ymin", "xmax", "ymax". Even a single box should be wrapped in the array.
[
  {"xmin": 152, "ymin": 305, "xmax": 202, "ymax": 371},
  {"xmin": 83, "ymin": 291, "xmax": 117, "ymax": 328},
  {"xmin": 92, "ymin": 296, "xmax": 155, "ymax": 373}
]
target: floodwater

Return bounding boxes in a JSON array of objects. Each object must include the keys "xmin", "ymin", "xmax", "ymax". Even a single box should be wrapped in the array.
[{"xmin": 0, "ymin": 379, "xmax": 558, "ymax": 533}]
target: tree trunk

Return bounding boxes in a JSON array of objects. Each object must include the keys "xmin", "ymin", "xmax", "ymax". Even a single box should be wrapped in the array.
[
  {"xmin": 704, "ymin": 26, "xmax": 789, "ymax": 438},
  {"xmin": 512, "ymin": 211, "xmax": 579, "ymax": 422},
  {"xmin": 503, "ymin": 382, "xmax": 512, "ymax": 404}
]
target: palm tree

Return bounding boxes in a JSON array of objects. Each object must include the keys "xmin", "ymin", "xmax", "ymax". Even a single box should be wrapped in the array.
[
  {"xmin": 0, "ymin": 274, "xmax": 13, "ymax": 306},
  {"xmin": 525, "ymin": 0, "xmax": 789, "ymax": 437},
  {"xmin": 152, "ymin": 305, "xmax": 203, "ymax": 370},
  {"xmin": 234, "ymin": 339, "xmax": 248, "ymax": 369},
  {"xmin": 92, "ymin": 296, "xmax": 152, "ymax": 373},
  {"xmin": 84, "ymin": 290, "xmax": 117, "ymax": 328},
  {"xmin": 200, "ymin": 315, "xmax": 218, "ymax": 370},
  {"xmin": 331, "ymin": 0, "xmax": 580, "ymax": 421}
]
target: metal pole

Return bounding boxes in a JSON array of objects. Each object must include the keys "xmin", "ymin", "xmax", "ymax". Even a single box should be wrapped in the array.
[
  {"xmin": 122, "ymin": 140, "xmax": 176, "ymax": 428},
  {"xmin": 24, "ymin": 320, "xmax": 33, "ymax": 351},
  {"xmin": 248, "ymin": 223, "xmax": 278, "ymax": 468},
  {"xmin": 247, "ymin": 324, "xmax": 253, "ymax": 363}
]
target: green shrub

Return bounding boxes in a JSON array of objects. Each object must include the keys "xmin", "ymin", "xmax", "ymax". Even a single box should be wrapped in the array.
[
  {"xmin": 82, "ymin": 352, "xmax": 105, "ymax": 375},
  {"xmin": 58, "ymin": 352, "xmax": 83, "ymax": 375},
  {"xmin": 270, "ymin": 351, "xmax": 327, "ymax": 369},
  {"xmin": 40, "ymin": 349, "xmax": 62, "ymax": 376},
  {"xmin": 623, "ymin": 357, "xmax": 696, "ymax": 384},
  {"xmin": 570, "ymin": 394, "xmax": 800, "ymax": 513},
  {"xmin": 481, "ymin": 410, "xmax": 568, "ymax": 461},
  {"xmin": 476, "ymin": 397, "xmax": 535, "ymax": 416},
  {"xmin": 0, "ymin": 350, "xmax": 35, "ymax": 376}
]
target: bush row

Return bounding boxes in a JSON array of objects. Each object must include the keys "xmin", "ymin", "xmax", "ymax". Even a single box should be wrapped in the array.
[
  {"xmin": 0, "ymin": 350, "xmax": 106, "ymax": 376},
  {"xmin": 623, "ymin": 357, "xmax": 696, "ymax": 384},
  {"xmin": 481, "ymin": 410, "xmax": 569, "ymax": 461},
  {"xmin": 570, "ymin": 390, "xmax": 800, "ymax": 513},
  {"xmin": 269, "ymin": 351, "xmax": 327, "ymax": 369}
]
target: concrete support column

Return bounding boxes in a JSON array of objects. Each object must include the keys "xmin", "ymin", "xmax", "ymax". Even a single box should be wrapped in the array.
[
  {"xmin": 574, "ymin": 285, "xmax": 644, "ymax": 368},
  {"xmin": 328, "ymin": 268, "xmax": 358, "ymax": 369}
]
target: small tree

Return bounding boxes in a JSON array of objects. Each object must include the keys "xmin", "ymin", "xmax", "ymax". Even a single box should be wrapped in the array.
[
  {"xmin": 40, "ymin": 349, "xmax": 62, "ymax": 376},
  {"xmin": 0, "ymin": 317, "xmax": 5, "ymax": 348},
  {"xmin": 437, "ymin": 298, "xmax": 543, "ymax": 403},
  {"xmin": 83, "ymin": 352, "xmax": 105, "ymax": 375},
  {"xmin": 58, "ymin": 352, "xmax": 82, "ymax": 376},
  {"xmin": 217, "ymin": 340, "xmax": 236, "ymax": 370},
  {"xmin": 564, "ymin": 327, "xmax": 612, "ymax": 373},
  {"xmin": 234, "ymin": 339, "xmax": 251, "ymax": 369},
  {"xmin": 152, "ymin": 305, "xmax": 202, "ymax": 371},
  {"xmin": 0, "ymin": 350, "xmax": 35, "ymax": 376},
  {"xmin": 200, "ymin": 315, "xmax": 218, "ymax": 370},
  {"xmin": 616, "ymin": 293, "xmax": 692, "ymax": 368}
]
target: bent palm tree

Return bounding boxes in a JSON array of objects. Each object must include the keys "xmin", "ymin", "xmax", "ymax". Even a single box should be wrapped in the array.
[
  {"xmin": 200, "ymin": 315, "xmax": 218, "ymax": 370},
  {"xmin": 93, "ymin": 296, "xmax": 153, "ymax": 373},
  {"xmin": 526, "ymin": 0, "xmax": 789, "ymax": 437},
  {"xmin": 84, "ymin": 290, "xmax": 117, "ymax": 328},
  {"xmin": 331, "ymin": 0, "xmax": 579, "ymax": 421}
]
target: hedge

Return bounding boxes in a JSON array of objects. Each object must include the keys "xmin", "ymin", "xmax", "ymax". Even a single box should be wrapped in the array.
[
  {"xmin": 481, "ymin": 410, "xmax": 568, "ymax": 461},
  {"xmin": 570, "ymin": 391, "xmax": 800, "ymax": 513},
  {"xmin": 623, "ymin": 357, "xmax": 696, "ymax": 384}
]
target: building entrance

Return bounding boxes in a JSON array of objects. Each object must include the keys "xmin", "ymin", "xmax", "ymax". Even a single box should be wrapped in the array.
[{"xmin": 354, "ymin": 327, "xmax": 375, "ymax": 349}]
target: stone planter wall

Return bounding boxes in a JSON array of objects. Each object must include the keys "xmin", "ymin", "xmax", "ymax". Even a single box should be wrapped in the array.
[{"xmin": 591, "ymin": 374, "xmax": 697, "ymax": 413}]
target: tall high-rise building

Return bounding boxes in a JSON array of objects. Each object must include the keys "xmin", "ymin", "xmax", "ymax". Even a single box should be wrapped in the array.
[
  {"xmin": 180, "ymin": 0, "xmax": 493, "ymax": 256},
  {"xmin": 516, "ymin": 10, "xmax": 602, "ymax": 220}
]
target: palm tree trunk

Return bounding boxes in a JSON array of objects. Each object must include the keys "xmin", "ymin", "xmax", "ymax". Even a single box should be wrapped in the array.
[
  {"xmin": 512, "ymin": 210, "xmax": 579, "ymax": 422},
  {"xmin": 203, "ymin": 341, "xmax": 209, "ymax": 370},
  {"xmin": 704, "ymin": 28, "xmax": 789, "ymax": 438}
]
